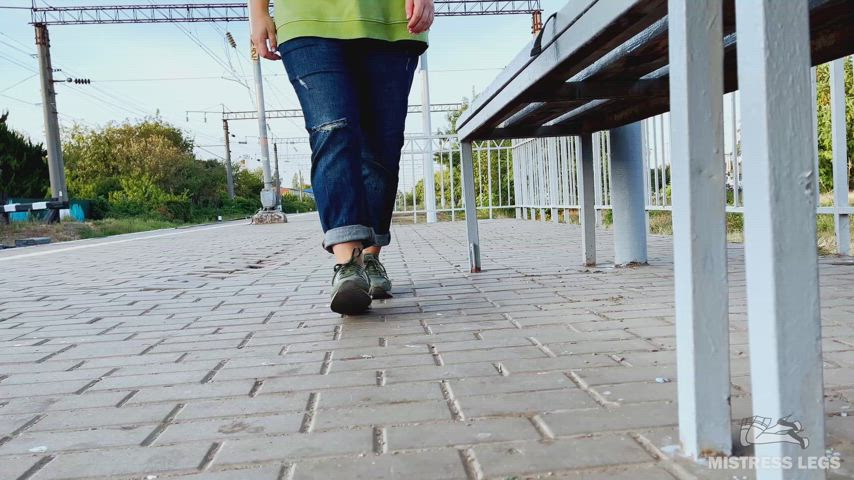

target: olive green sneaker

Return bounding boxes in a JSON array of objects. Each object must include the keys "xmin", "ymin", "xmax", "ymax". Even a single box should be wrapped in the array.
[
  {"xmin": 363, "ymin": 253, "xmax": 392, "ymax": 299},
  {"xmin": 330, "ymin": 249, "xmax": 372, "ymax": 315}
]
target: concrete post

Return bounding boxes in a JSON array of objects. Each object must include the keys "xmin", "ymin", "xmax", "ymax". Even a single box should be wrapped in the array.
[
  {"xmin": 222, "ymin": 120, "xmax": 235, "ymax": 200},
  {"xmin": 609, "ymin": 122, "xmax": 648, "ymax": 265},
  {"xmin": 35, "ymin": 24, "xmax": 67, "ymax": 203}
]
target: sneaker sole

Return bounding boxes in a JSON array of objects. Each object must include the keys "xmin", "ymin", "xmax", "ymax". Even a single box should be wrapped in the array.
[
  {"xmin": 369, "ymin": 285, "xmax": 393, "ymax": 300},
  {"xmin": 331, "ymin": 284, "xmax": 372, "ymax": 315}
]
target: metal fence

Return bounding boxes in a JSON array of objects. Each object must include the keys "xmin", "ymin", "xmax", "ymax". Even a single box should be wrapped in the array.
[
  {"xmin": 394, "ymin": 58, "xmax": 852, "ymax": 254},
  {"xmin": 394, "ymin": 135, "xmax": 515, "ymax": 221}
]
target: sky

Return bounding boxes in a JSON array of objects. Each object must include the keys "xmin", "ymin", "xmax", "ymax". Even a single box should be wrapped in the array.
[{"xmin": 0, "ymin": 0, "xmax": 566, "ymax": 187}]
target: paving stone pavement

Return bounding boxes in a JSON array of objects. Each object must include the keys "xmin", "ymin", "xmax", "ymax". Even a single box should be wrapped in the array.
[{"xmin": 1, "ymin": 213, "xmax": 854, "ymax": 480}]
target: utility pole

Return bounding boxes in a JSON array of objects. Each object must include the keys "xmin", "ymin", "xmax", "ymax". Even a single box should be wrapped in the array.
[
  {"xmin": 249, "ymin": 40, "xmax": 275, "ymax": 210},
  {"xmin": 299, "ymin": 169, "xmax": 304, "ymax": 201},
  {"xmin": 222, "ymin": 119, "xmax": 235, "ymax": 199},
  {"xmin": 35, "ymin": 24, "xmax": 68, "ymax": 204},
  {"xmin": 420, "ymin": 53, "xmax": 438, "ymax": 223}
]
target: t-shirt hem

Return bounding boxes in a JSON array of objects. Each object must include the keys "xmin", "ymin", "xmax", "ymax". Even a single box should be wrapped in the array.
[{"xmin": 276, "ymin": 19, "xmax": 428, "ymax": 47}]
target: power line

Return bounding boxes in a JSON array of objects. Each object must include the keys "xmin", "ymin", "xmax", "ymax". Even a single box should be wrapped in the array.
[
  {"xmin": 0, "ymin": 74, "xmax": 39, "ymax": 93},
  {"xmin": 0, "ymin": 92, "xmax": 39, "ymax": 106},
  {"xmin": 0, "ymin": 52, "xmax": 38, "ymax": 73}
]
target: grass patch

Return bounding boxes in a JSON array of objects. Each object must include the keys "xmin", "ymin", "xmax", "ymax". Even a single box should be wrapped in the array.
[
  {"xmin": 0, "ymin": 215, "xmax": 246, "ymax": 247},
  {"xmin": 629, "ymin": 209, "xmax": 852, "ymax": 255},
  {"xmin": 77, "ymin": 218, "xmax": 182, "ymax": 239}
]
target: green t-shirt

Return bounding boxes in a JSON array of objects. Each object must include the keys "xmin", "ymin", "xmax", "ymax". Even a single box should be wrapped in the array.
[{"xmin": 274, "ymin": 1, "xmax": 428, "ymax": 46}]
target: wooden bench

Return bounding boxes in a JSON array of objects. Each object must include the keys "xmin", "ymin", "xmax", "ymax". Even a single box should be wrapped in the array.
[{"xmin": 456, "ymin": 0, "xmax": 854, "ymax": 471}]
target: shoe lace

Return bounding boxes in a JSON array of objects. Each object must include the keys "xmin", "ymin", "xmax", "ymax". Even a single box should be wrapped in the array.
[
  {"xmin": 333, "ymin": 248, "xmax": 363, "ymax": 284},
  {"xmin": 364, "ymin": 255, "xmax": 387, "ymax": 277}
]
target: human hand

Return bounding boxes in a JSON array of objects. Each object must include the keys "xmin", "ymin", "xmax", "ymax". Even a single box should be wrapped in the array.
[
  {"xmin": 406, "ymin": 0, "xmax": 434, "ymax": 34},
  {"xmin": 250, "ymin": 13, "xmax": 279, "ymax": 60}
]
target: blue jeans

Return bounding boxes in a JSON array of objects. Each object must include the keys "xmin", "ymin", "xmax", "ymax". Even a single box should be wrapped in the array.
[{"xmin": 278, "ymin": 37, "xmax": 422, "ymax": 252}]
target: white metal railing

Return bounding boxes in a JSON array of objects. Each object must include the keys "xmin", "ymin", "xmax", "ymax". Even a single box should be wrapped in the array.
[
  {"xmin": 393, "ymin": 60, "xmax": 851, "ymax": 254},
  {"xmin": 394, "ymin": 135, "xmax": 515, "ymax": 221}
]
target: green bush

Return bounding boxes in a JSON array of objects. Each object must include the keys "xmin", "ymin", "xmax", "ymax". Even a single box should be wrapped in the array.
[
  {"xmin": 281, "ymin": 193, "xmax": 316, "ymax": 214},
  {"xmin": 157, "ymin": 198, "xmax": 192, "ymax": 222},
  {"xmin": 107, "ymin": 198, "xmax": 147, "ymax": 218}
]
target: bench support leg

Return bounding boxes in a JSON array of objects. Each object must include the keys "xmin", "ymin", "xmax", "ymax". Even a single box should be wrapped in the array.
[
  {"xmin": 737, "ymin": 0, "xmax": 826, "ymax": 476},
  {"xmin": 669, "ymin": 0, "xmax": 731, "ymax": 459},
  {"xmin": 609, "ymin": 122, "xmax": 648, "ymax": 266},
  {"xmin": 578, "ymin": 134, "xmax": 596, "ymax": 266},
  {"xmin": 830, "ymin": 59, "xmax": 851, "ymax": 255},
  {"xmin": 461, "ymin": 140, "xmax": 482, "ymax": 273}
]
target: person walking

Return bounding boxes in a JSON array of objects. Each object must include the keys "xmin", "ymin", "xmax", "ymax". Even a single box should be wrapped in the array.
[{"xmin": 249, "ymin": 0, "xmax": 433, "ymax": 315}]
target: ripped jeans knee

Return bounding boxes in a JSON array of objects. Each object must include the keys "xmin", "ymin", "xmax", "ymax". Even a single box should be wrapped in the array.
[{"xmin": 310, "ymin": 118, "xmax": 348, "ymax": 133}]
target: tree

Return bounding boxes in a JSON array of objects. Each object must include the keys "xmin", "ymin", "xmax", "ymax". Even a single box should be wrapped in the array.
[
  {"xmin": 401, "ymin": 100, "xmax": 515, "ymax": 215},
  {"xmin": 815, "ymin": 58, "xmax": 854, "ymax": 193},
  {"xmin": 234, "ymin": 167, "xmax": 264, "ymax": 200},
  {"xmin": 63, "ymin": 117, "xmax": 197, "ymax": 200},
  {"xmin": 0, "ymin": 111, "xmax": 50, "ymax": 201}
]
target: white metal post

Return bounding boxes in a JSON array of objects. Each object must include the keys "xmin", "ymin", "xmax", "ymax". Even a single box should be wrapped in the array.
[
  {"xmin": 669, "ymin": 0, "xmax": 731, "ymax": 459},
  {"xmin": 420, "ymin": 53, "xmax": 438, "ymax": 223},
  {"xmin": 609, "ymin": 122, "xmax": 648, "ymax": 266},
  {"xmin": 592, "ymin": 132, "xmax": 603, "ymax": 226},
  {"xmin": 548, "ymin": 138, "xmax": 560, "ymax": 223},
  {"xmin": 830, "ymin": 59, "xmax": 851, "ymax": 255},
  {"xmin": 737, "ymin": 1, "xmax": 826, "ymax": 477},
  {"xmin": 513, "ymin": 142, "xmax": 523, "ymax": 219},
  {"xmin": 578, "ymin": 134, "xmax": 596, "ymax": 266},
  {"xmin": 461, "ymin": 141, "xmax": 482, "ymax": 272}
]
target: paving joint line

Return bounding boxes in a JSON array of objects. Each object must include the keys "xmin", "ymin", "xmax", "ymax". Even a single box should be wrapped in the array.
[
  {"xmin": 141, "ymin": 403, "xmax": 185, "ymax": 447},
  {"xmin": 527, "ymin": 336, "xmax": 557, "ymax": 357},
  {"xmin": 629, "ymin": 431, "xmax": 698, "ymax": 480},
  {"xmin": 319, "ymin": 352, "xmax": 333, "ymax": 375},
  {"xmin": 428, "ymin": 344, "xmax": 445, "ymax": 366},
  {"xmin": 529, "ymin": 414, "xmax": 556, "ymax": 441},
  {"xmin": 565, "ymin": 371, "xmax": 620, "ymax": 408},
  {"xmin": 249, "ymin": 380, "xmax": 264, "ymax": 397},
  {"xmin": 16, "ymin": 455, "xmax": 55, "ymax": 480},
  {"xmin": 439, "ymin": 380, "xmax": 465, "ymax": 421},
  {"xmin": 201, "ymin": 360, "xmax": 229, "ymax": 384},
  {"xmin": 0, "ymin": 414, "xmax": 46, "ymax": 447},
  {"xmin": 277, "ymin": 463, "xmax": 296, "ymax": 480},
  {"xmin": 458, "ymin": 447, "xmax": 484, "ymax": 480},
  {"xmin": 116, "ymin": 390, "xmax": 139, "ymax": 408},
  {"xmin": 299, "ymin": 392, "xmax": 320, "ymax": 433},
  {"xmin": 139, "ymin": 339, "xmax": 165, "ymax": 355},
  {"xmin": 198, "ymin": 441, "xmax": 224, "ymax": 471},
  {"xmin": 236, "ymin": 332, "xmax": 254, "ymax": 349},
  {"xmin": 75, "ymin": 367, "xmax": 119, "ymax": 394},
  {"xmin": 36, "ymin": 344, "xmax": 75, "ymax": 363},
  {"xmin": 372, "ymin": 426, "xmax": 388, "ymax": 454}
]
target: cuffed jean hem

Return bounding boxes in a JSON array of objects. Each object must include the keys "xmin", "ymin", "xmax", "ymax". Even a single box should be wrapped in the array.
[
  {"xmin": 323, "ymin": 225, "xmax": 375, "ymax": 253},
  {"xmin": 372, "ymin": 231, "xmax": 391, "ymax": 247}
]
